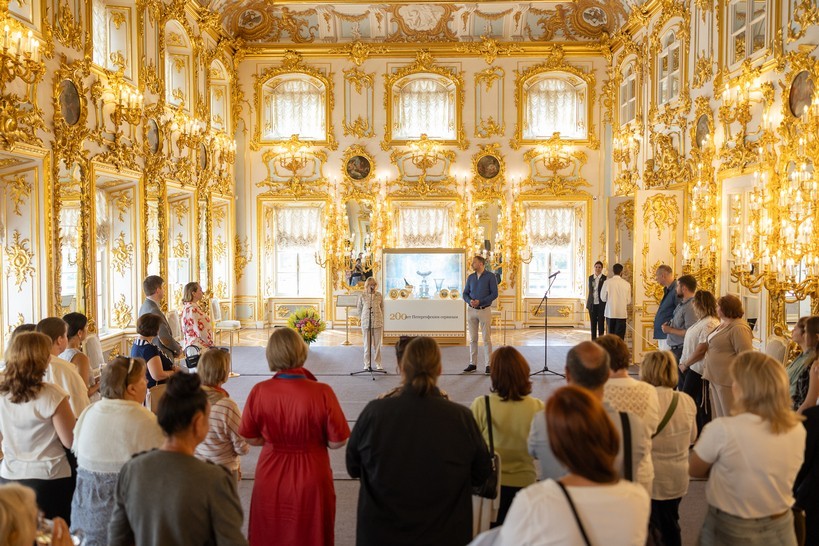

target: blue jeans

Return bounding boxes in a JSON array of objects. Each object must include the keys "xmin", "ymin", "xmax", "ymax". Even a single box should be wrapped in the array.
[{"xmin": 700, "ymin": 505, "xmax": 796, "ymax": 546}]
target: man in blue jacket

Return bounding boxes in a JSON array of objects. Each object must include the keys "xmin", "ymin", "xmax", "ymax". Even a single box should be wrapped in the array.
[
  {"xmin": 462, "ymin": 255, "xmax": 498, "ymax": 374},
  {"xmin": 653, "ymin": 265, "xmax": 678, "ymax": 350}
]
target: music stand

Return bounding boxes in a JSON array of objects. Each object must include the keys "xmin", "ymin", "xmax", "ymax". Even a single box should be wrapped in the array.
[
  {"xmin": 335, "ymin": 294, "xmax": 359, "ymax": 346},
  {"xmin": 531, "ymin": 271, "xmax": 565, "ymax": 378}
]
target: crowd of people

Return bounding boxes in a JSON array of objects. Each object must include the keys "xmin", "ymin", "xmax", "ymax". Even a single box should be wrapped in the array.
[{"xmin": 0, "ymin": 267, "xmax": 817, "ymax": 546}]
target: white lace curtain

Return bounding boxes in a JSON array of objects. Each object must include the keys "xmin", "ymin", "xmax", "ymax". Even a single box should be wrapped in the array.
[
  {"xmin": 525, "ymin": 77, "xmax": 582, "ymax": 139},
  {"xmin": 395, "ymin": 78, "xmax": 455, "ymax": 139},
  {"xmin": 397, "ymin": 207, "xmax": 450, "ymax": 247},
  {"xmin": 265, "ymin": 78, "xmax": 325, "ymax": 140},
  {"xmin": 526, "ymin": 207, "xmax": 574, "ymax": 247},
  {"xmin": 276, "ymin": 207, "xmax": 321, "ymax": 249}
]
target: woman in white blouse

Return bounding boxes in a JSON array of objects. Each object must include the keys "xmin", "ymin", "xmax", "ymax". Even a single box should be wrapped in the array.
[
  {"xmin": 596, "ymin": 333, "xmax": 659, "ymax": 493},
  {"xmin": 640, "ymin": 351, "xmax": 697, "ymax": 546},
  {"xmin": 70, "ymin": 356, "xmax": 164, "ymax": 546},
  {"xmin": 181, "ymin": 282, "xmax": 215, "ymax": 351},
  {"xmin": 678, "ymin": 290, "xmax": 720, "ymax": 435},
  {"xmin": 498, "ymin": 385, "xmax": 650, "ymax": 546},
  {"xmin": 691, "ymin": 351, "xmax": 805, "ymax": 546},
  {"xmin": 0, "ymin": 332, "xmax": 76, "ymax": 523}
]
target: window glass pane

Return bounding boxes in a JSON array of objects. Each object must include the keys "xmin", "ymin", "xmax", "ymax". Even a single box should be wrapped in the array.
[
  {"xmin": 395, "ymin": 78, "xmax": 455, "ymax": 140},
  {"xmin": 264, "ymin": 78, "xmax": 326, "ymax": 140},
  {"xmin": 732, "ymin": 32, "xmax": 746, "ymax": 64},
  {"xmin": 750, "ymin": 20, "xmax": 766, "ymax": 53},
  {"xmin": 732, "ymin": 2, "xmax": 747, "ymax": 33},
  {"xmin": 524, "ymin": 77, "xmax": 584, "ymax": 139}
]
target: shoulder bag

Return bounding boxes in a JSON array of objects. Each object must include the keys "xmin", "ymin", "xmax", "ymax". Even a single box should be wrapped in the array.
[
  {"xmin": 473, "ymin": 395, "xmax": 500, "ymax": 499},
  {"xmin": 652, "ymin": 392, "xmax": 679, "ymax": 439},
  {"xmin": 619, "ymin": 412, "xmax": 633, "ymax": 482},
  {"xmin": 556, "ymin": 481, "xmax": 592, "ymax": 546}
]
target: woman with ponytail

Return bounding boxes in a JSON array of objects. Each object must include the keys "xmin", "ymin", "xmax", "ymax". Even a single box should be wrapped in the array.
[{"xmin": 347, "ymin": 336, "xmax": 492, "ymax": 546}]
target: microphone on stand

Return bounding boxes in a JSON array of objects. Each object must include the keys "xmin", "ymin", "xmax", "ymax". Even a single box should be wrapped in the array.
[{"xmin": 548, "ymin": 270, "xmax": 561, "ymax": 279}]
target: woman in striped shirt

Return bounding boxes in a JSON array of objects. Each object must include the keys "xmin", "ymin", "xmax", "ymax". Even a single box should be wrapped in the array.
[{"xmin": 193, "ymin": 349, "xmax": 249, "ymax": 482}]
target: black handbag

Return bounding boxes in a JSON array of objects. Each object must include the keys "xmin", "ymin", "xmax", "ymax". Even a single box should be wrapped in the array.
[
  {"xmin": 184, "ymin": 346, "xmax": 201, "ymax": 369},
  {"xmin": 473, "ymin": 395, "xmax": 500, "ymax": 500}
]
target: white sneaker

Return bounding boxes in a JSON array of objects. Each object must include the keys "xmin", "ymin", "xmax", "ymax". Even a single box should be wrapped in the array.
[{"xmin": 376, "ymin": 365, "xmax": 384, "ymax": 371}]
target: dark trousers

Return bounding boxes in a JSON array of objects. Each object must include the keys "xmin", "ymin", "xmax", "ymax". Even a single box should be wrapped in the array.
[
  {"xmin": 1, "ymin": 475, "xmax": 74, "ymax": 523},
  {"xmin": 491, "ymin": 485, "xmax": 522, "ymax": 528},
  {"xmin": 682, "ymin": 370, "xmax": 711, "ymax": 436},
  {"xmin": 650, "ymin": 497, "xmax": 682, "ymax": 546},
  {"xmin": 588, "ymin": 303, "xmax": 605, "ymax": 339},
  {"xmin": 607, "ymin": 318, "xmax": 627, "ymax": 340}
]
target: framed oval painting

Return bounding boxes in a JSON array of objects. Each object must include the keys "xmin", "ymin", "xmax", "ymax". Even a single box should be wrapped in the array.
[
  {"xmin": 58, "ymin": 79, "xmax": 81, "ymax": 126},
  {"xmin": 789, "ymin": 70, "xmax": 815, "ymax": 118},
  {"xmin": 199, "ymin": 142, "xmax": 208, "ymax": 170},
  {"xmin": 146, "ymin": 118, "xmax": 160, "ymax": 154},
  {"xmin": 345, "ymin": 155, "xmax": 371, "ymax": 181},
  {"xmin": 477, "ymin": 154, "xmax": 501, "ymax": 180},
  {"xmin": 695, "ymin": 114, "xmax": 710, "ymax": 148}
]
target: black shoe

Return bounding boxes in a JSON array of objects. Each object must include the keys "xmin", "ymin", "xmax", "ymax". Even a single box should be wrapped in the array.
[
  {"xmin": 485, "ymin": 366, "xmax": 490, "ymax": 374},
  {"xmin": 463, "ymin": 365, "xmax": 477, "ymax": 373}
]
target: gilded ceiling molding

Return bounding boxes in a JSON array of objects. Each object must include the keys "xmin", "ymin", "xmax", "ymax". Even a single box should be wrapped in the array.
[
  {"xmin": 385, "ymin": 5, "xmax": 458, "ymax": 42},
  {"xmin": 330, "ymin": 41, "xmax": 388, "ymax": 66},
  {"xmin": 526, "ymin": 0, "xmax": 625, "ymax": 41},
  {"xmin": 455, "ymin": 36, "xmax": 523, "ymax": 65}
]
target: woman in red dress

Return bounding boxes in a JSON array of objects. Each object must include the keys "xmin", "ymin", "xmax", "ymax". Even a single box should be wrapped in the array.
[{"xmin": 240, "ymin": 327, "xmax": 350, "ymax": 546}]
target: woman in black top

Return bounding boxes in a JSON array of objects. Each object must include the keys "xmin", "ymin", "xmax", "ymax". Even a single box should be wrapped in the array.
[
  {"xmin": 346, "ymin": 337, "xmax": 492, "ymax": 546},
  {"xmin": 131, "ymin": 314, "xmax": 178, "ymax": 388}
]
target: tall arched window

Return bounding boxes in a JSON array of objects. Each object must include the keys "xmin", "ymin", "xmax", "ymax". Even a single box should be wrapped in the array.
[
  {"xmin": 393, "ymin": 76, "xmax": 456, "ymax": 140},
  {"xmin": 262, "ymin": 75, "xmax": 326, "ymax": 141},
  {"xmin": 657, "ymin": 30, "xmax": 681, "ymax": 105},
  {"xmin": 523, "ymin": 74, "xmax": 587, "ymax": 140},
  {"xmin": 619, "ymin": 64, "xmax": 637, "ymax": 125}
]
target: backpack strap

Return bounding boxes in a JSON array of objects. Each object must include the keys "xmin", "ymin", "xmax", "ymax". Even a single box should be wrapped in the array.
[
  {"xmin": 619, "ymin": 412, "xmax": 633, "ymax": 482},
  {"xmin": 652, "ymin": 392, "xmax": 680, "ymax": 439},
  {"xmin": 556, "ymin": 481, "xmax": 592, "ymax": 546},
  {"xmin": 484, "ymin": 395, "xmax": 494, "ymax": 453}
]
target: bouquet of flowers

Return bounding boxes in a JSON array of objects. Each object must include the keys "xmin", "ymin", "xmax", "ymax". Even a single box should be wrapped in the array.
[{"xmin": 287, "ymin": 307, "xmax": 326, "ymax": 344}]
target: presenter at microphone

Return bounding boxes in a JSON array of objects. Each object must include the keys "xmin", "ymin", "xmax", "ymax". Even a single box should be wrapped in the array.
[
  {"xmin": 358, "ymin": 277, "xmax": 384, "ymax": 371},
  {"xmin": 462, "ymin": 255, "xmax": 499, "ymax": 374}
]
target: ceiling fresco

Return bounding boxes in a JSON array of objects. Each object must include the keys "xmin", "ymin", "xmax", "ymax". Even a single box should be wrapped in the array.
[{"xmin": 207, "ymin": 1, "xmax": 637, "ymax": 45}]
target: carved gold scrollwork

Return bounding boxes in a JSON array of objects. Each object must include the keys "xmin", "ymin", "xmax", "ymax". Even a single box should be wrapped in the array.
[
  {"xmin": 172, "ymin": 232, "xmax": 190, "ymax": 258},
  {"xmin": 5, "ymin": 230, "xmax": 35, "ymax": 291},
  {"xmin": 521, "ymin": 134, "xmax": 590, "ymax": 196},
  {"xmin": 615, "ymin": 200, "xmax": 635, "ymax": 236},
  {"xmin": 456, "ymin": 36, "xmax": 523, "ymax": 65},
  {"xmin": 642, "ymin": 194, "xmax": 679, "ymax": 240},
  {"xmin": 2, "ymin": 174, "xmax": 31, "ymax": 215},
  {"xmin": 112, "ymin": 294, "xmax": 133, "ymax": 329},
  {"xmin": 111, "ymin": 232, "xmax": 133, "ymax": 275},
  {"xmin": 330, "ymin": 40, "xmax": 388, "ymax": 66},
  {"xmin": 234, "ymin": 235, "xmax": 252, "ymax": 283}
]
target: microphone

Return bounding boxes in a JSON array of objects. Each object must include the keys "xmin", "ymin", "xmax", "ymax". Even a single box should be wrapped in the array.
[{"xmin": 548, "ymin": 270, "xmax": 561, "ymax": 279}]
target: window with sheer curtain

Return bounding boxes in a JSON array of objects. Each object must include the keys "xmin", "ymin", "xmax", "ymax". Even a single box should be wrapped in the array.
[
  {"xmin": 394, "ymin": 76, "xmax": 456, "ymax": 140},
  {"xmin": 620, "ymin": 64, "xmax": 637, "ymax": 125},
  {"xmin": 397, "ymin": 207, "xmax": 451, "ymax": 248},
  {"xmin": 263, "ymin": 76, "xmax": 326, "ymax": 141},
  {"xmin": 524, "ymin": 75, "xmax": 587, "ymax": 140},
  {"xmin": 275, "ymin": 207, "xmax": 323, "ymax": 296},
  {"xmin": 658, "ymin": 30, "xmax": 681, "ymax": 105},
  {"xmin": 524, "ymin": 207, "xmax": 579, "ymax": 298}
]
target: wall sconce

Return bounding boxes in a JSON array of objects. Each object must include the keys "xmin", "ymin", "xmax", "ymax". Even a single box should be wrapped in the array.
[
  {"xmin": 0, "ymin": 25, "xmax": 42, "ymax": 86},
  {"xmin": 276, "ymin": 134, "xmax": 310, "ymax": 176},
  {"xmin": 534, "ymin": 134, "xmax": 573, "ymax": 174}
]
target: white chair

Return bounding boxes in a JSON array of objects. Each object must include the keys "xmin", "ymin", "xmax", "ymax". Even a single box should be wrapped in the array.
[
  {"xmin": 211, "ymin": 298, "xmax": 241, "ymax": 353},
  {"xmin": 166, "ymin": 309, "xmax": 182, "ymax": 342},
  {"xmin": 765, "ymin": 334, "xmax": 789, "ymax": 365},
  {"xmin": 85, "ymin": 334, "xmax": 106, "ymax": 372}
]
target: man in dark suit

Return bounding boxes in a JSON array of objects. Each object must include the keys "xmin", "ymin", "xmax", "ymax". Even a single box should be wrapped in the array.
[
  {"xmin": 138, "ymin": 275, "xmax": 182, "ymax": 361},
  {"xmin": 586, "ymin": 261, "xmax": 606, "ymax": 339}
]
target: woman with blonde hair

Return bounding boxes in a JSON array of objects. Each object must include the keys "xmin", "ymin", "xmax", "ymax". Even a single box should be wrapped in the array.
[
  {"xmin": 640, "ymin": 350, "xmax": 697, "ymax": 546},
  {"xmin": 347, "ymin": 337, "xmax": 492, "ymax": 546},
  {"xmin": 181, "ymin": 281, "xmax": 215, "ymax": 352},
  {"xmin": 357, "ymin": 276, "xmax": 384, "ymax": 371},
  {"xmin": 239, "ymin": 327, "xmax": 350, "ymax": 546},
  {"xmin": 691, "ymin": 351, "xmax": 805, "ymax": 546},
  {"xmin": 70, "ymin": 357, "xmax": 164, "ymax": 546},
  {"xmin": 0, "ymin": 332, "xmax": 76, "ymax": 523},
  {"xmin": 0, "ymin": 483, "xmax": 73, "ymax": 546},
  {"xmin": 194, "ymin": 349, "xmax": 249, "ymax": 481},
  {"xmin": 498, "ymin": 386, "xmax": 650, "ymax": 545}
]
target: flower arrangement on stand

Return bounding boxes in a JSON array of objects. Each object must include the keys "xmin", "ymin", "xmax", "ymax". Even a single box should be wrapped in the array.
[{"xmin": 287, "ymin": 308, "xmax": 326, "ymax": 344}]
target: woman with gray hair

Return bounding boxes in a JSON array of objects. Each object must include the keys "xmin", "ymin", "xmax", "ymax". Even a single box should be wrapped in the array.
[
  {"xmin": 70, "ymin": 357, "xmax": 164, "ymax": 545},
  {"xmin": 0, "ymin": 483, "xmax": 74, "ymax": 546},
  {"xmin": 357, "ymin": 277, "xmax": 384, "ymax": 371},
  {"xmin": 239, "ymin": 327, "xmax": 350, "ymax": 546}
]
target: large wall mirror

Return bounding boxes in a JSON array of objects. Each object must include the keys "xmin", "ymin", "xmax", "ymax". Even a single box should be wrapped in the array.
[
  {"xmin": 57, "ymin": 159, "xmax": 86, "ymax": 315},
  {"xmin": 166, "ymin": 186, "xmax": 196, "ymax": 310}
]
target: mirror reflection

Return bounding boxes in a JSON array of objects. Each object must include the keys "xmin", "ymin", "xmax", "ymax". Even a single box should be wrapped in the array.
[{"xmin": 344, "ymin": 199, "xmax": 373, "ymax": 287}]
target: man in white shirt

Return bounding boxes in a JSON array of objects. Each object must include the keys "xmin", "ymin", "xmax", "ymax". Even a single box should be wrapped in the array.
[
  {"xmin": 37, "ymin": 317, "xmax": 90, "ymax": 418},
  {"xmin": 600, "ymin": 263, "xmax": 632, "ymax": 340}
]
